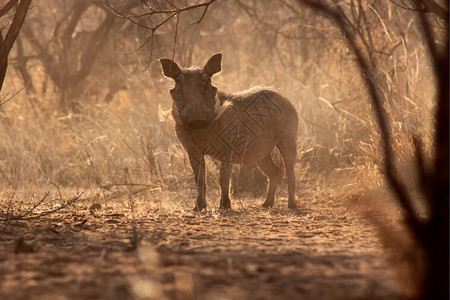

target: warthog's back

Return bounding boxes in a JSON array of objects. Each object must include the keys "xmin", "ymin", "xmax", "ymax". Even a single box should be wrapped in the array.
[{"xmin": 176, "ymin": 87, "xmax": 298, "ymax": 164}]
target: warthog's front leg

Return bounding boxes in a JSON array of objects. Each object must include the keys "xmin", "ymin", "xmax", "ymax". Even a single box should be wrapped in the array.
[
  {"xmin": 188, "ymin": 154, "xmax": 207, "ymax": 211},
  {"xmin": 219, "ymin": 161, "xmax": 232, "ymax": 210}
]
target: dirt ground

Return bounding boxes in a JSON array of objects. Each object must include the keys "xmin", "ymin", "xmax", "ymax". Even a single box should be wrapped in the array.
[{"xmin": 0, "ymin": 193, "xmax": 406, "ymax": 300}]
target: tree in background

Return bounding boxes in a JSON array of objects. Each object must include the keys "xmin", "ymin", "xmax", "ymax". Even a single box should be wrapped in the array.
[
  {"xmin": 0, "ymin": 0, "xmax": 31, "ymax": 92},
  {"xmin": 14, "ymin": 0, "xmax": 140, "ymax": 113}
]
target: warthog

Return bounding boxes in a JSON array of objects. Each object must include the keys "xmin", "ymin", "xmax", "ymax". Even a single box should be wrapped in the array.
[{"xmin": 160, "ymin": 53, "xmax": 298, "ymax": 211}]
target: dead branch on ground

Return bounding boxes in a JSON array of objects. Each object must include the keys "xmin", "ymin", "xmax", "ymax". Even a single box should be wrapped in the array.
[{"xmin": 0, "ymin": 190, "xmax": 83, "ymax": 228}]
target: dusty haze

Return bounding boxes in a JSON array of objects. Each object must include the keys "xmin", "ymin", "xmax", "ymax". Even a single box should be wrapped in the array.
[{"xmin": 0, "ymin": 0, "xmax": 441, "ymax": 299}]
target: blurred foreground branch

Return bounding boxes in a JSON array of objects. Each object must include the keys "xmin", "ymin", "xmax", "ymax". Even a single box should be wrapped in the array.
[
  {"xmin": 0, "ymin": 0, "xmax": 31, "ymax": 91},
  {"xmin": 296, "ymin": 0, "xmax": 448, "ymax": 298},
  {"xmin": 391, "ymin": 0, "xmax": 449, "ymax": 23}
]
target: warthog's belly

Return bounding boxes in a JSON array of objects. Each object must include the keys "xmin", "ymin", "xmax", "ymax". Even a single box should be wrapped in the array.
[{"xmin": 187, "ymin": 93, "xmax": 297, "ymax": 164}]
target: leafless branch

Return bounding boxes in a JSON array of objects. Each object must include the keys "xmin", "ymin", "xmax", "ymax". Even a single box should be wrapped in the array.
[
  {"xmin": 122, "ymin": 138, "xmax": 153, "ymax": 171},
  {"xmin": 85, "ymin": 149, "xmax": 108, "ymax": 208},
  {"xmin": 17, "ymin": 193, "xmax": 83, "ymax": 220},
  {"xmin": 0, "ymin": 191, "xmax": 83, "ymax": 227},
  {"xmin": 172, "ymin": 13, "xmax": 180, "ymax": 60},
  {"xmin": 318, "ymin": 97, "xmax": 369, "ymax": 125},
  {"xmin": 391, "ymin": 0, "xmax": 449, "ymax": 23},
  {"xmin": 105, "ymin": 0, "xmax": 218, "ymax": 68},
  {"xmin": 1, "ymin": 193, "xmax": 16, "ymax": 228},
  {"xmin": 0, "ymin": 87, "xmax": 23, "ymax": 105}
]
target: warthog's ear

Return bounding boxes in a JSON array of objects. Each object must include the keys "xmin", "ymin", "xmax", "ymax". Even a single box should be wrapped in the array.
[
  {"xmin": 203, "ymin": 53, "xmax": 222, "ymax": 77},
  {"xmin": 160, "ymin": 58, "xmax": 182, "ymax": 79}
]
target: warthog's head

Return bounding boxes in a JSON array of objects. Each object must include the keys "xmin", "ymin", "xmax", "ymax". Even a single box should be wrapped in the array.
[{"xmin": 160, "ymin": 53, "xmax": 222, "ymax": 130}]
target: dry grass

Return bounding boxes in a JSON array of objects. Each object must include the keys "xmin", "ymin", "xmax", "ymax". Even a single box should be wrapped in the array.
[{"xmin": 0, "ymin": 1, "xmax": 439, "ymax": 298}]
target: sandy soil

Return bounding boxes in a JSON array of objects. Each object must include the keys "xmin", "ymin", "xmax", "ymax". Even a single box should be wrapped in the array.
[{"xmin": 0, "ymin": 194, "xmax": 405, "ymax": 299}]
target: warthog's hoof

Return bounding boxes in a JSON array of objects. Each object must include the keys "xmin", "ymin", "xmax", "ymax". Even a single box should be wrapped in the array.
[
  {"xmin": 219, "ymin": 205, "xmax": 232, "ymax": 211},
  {"xmin": 193, "ymin": 204, "xmax": 206, "ymax": 212},
  {"xmin": 261, "ymin": 201, "xmax": 274, "ymax": 208},
  {"xmin": 288, "ymin": 197, "xmax": 297, "ymax": 209},
  {"xmin": 219, "ymin": 199, "xmax": 232, "ymax": 211},
  {"xmin": 288, "ymin": 202, "xmax": 297, "ymax": 209}
]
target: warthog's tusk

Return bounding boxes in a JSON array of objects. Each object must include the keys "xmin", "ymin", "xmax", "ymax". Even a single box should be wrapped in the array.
[
  {"xmin": 212, "ymin": 100, "xmax": 232, "ymax": 122},
  {"xmin": 158, "ymin": 104, "xmax": 173, "ymax": 122},
  {"xmin": 158, "ymin": 103, "xmax": 186, "ymax": 126},
  {"xmin": 214, "ymin": 96, "xmax": 220, "ymax": 112}
]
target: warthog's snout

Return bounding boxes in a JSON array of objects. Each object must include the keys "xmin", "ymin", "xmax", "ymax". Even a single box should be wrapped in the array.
[
  {"xmin": 178, "ymin": 102, "xmax": 216, "ymax": 129},
  {"xmin": 160, "ymin": 53, "xmax": 299, "ymax": 212}
]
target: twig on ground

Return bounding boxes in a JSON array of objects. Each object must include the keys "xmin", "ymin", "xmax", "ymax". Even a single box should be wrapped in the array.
[
  {"xmin": 0, "ymin": 191, "xmax": 83, "ymax": 226},
  {"xmin": 1, "ymin": 193, "xmax": 16, "ymax": 228}
]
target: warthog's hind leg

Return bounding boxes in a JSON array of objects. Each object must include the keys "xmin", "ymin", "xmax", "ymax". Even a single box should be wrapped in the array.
[
  {"xmin": 257, "ymin": 155, "xmax": 283, "ymax": 208},
  {"xmin": 278, "ymin": 141, "xmax": 297, "ymax": 209},
  {"xmin": 189, "ymin": 154, "xmax": 207, "ymax": 212},
  {"xmin": 219, "ymin": 161, "xmax": 232, "ymax": 210}
]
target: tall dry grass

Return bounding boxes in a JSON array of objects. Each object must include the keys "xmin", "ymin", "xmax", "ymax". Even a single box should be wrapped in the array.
[{"xmin": 0, "ymin": 0, "xmax": 436, "ymax": 216}]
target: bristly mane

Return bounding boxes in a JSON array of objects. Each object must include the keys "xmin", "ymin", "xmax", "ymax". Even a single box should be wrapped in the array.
[{"xmin": 217, "ymin": 86, "xmax": 274, "ymax": 104}]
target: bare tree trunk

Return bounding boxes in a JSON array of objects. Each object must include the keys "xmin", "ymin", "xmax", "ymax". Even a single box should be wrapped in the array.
[{"xmin": 0, "ymin": 0, "xmax": 32, "ymax": 91}]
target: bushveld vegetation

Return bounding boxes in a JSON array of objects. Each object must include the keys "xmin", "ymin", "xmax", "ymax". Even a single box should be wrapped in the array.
[
  {"xmin": 0, "ymin": 0, "xmax": 447, "ymax": 299},
  {"xmin": 0, "ymin": 0, "xmax": 437, "ymax": 194}
]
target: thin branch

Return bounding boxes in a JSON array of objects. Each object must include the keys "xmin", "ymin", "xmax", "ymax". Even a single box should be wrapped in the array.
[
  {"xmin": 85, "ymin": 149, "xmax": 108, "ymax": 209},
  {"xmin": 125, "ymin": 31, "xmax": 154, "ymax": 56},
  {"xmin": 318, "ymin": 96, "xmax": 369, "ymax": 125},
  {"xmin": 101, "ymin": 183, "xmax": 154, "ymax": 189},
  {"xmin": 13, "ymin": 192, "xmax": 50, "ymax": 219},
  {"xmin": 0, "ymin": 191, "xmax": 83, "ymax": 225},
  {"xmin": 122, "ymin": 138, "xmax": 153, "ymax": 170},
  {"xmin": 17, "ymin": 193, "xmax": 83, "ymax": 220},
  {"xmin": 0, "ymin": 193, "xmax": 15, "ymax": 228},
  {"xmin": 0, "ymin": 87, "xmax": 23, "ymax": 105},
  {"xmin": 110, "ymin": 0, "xmax": 217, "ymax": 18},
  {"xmin": 105, "ymin": 0, "xmax": 152, "ymax": 29},
  {"xmin": 105, "ymin": 0, "xmax": 218, "ymax": 67},
  {"xmin": 192, "ymin": 2, "xmax": 212, "ymax": 25},
  {"xmin": 172, "ymin": 13, "xmax": 180, "ymax": 60},
  {"xmin": 50, "ymin": 181, "xmax": 63, "ymax": 202}
]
